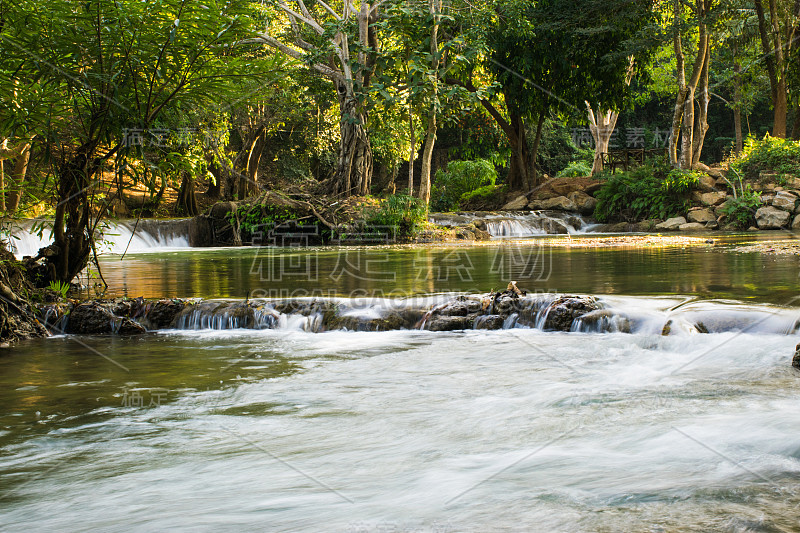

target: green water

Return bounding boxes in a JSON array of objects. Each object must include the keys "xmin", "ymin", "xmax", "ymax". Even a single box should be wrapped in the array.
[{"xmin": 93, "ymin": 236, "xmax": 800, "ymax": 303}]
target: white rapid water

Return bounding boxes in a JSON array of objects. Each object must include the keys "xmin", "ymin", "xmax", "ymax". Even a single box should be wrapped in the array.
[
  {"xmin": 2, "ymin": 314, "xmax": 799, "ymax": 531},
  {"xmin": 429, "ymin": 211, "xmax": 599, "ymax": 237},
  {"xmin": 4, "ymin": 219, "xmax": 191, "ymax": 258}
]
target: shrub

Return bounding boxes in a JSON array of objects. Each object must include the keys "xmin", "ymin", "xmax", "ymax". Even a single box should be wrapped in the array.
[
  {"xmin": 556, "ymin": 161, "xmax": 592, "ymax": 178},
  {"xmin": 720, "ymin": 186, "xmax": 762, "ymax": 229},
  {"xmin": 458, "ymin": 184, "xmax": 507, "ymax": 210},
  {"xmin": 363, "ymin": 194, "xmax": 427, "ymax": 237},
  {"xmin": 730, "ymin": 135, "xmax": 800, "ymax": 182},
  {"xmin": 431, "ymin": 159, "xmax": 498, "ymax": 212},
  {"xmin": 593, "ymin": 157, "xmax": 700, "ymax": 222}
]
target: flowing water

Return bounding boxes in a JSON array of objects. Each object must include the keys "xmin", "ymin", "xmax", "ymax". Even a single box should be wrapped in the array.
[{"xmin": 2, "ymin": 233, "xmax": 800, "ymax": 531}]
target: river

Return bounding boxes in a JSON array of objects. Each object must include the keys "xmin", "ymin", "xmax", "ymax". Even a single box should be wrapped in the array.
[{"xmin": 2, "ymin": 236, "xmax": 800, "ymax": 531}]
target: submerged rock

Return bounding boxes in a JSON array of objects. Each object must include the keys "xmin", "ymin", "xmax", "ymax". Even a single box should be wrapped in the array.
[{"xmin": 66, "ymin": 302, "xmax": 146, "ymax": 335}]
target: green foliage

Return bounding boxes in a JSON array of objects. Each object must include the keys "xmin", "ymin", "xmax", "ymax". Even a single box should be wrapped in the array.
[
  {"xmin": 362, "ymin": 194, "xmax": 427, "ymax": 237},
  {"xmin": 47, "ymin": 280, "xmax": 70, "ymax": 299},
  {"xmin": 593, "ymin": 158, "xmax": 699, "ymax": 222},
  {"xmin": 459, "ymin": 184, "xmax": 506, "ymax": 206},
  {"xmin": 720, "ymin": 186, "xmax": 762, "ymax": 229},
  {"xmin": 730, "ymin": 135, "xmax": 800, "ymax": 182},
  {"xmin": 225, "ymin": 204, "xmax": 300, "ymax": 240},
  {"xmin": 431, "ymin": 159, "xmax": 498, "ymax": 212},
  {"xmin": 556, "ymin": 161, "xmax": 593, "ymax": 178}
]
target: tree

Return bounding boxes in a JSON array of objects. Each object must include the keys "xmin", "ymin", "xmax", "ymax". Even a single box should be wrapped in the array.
[
  {"xmin": 253, "ymin": 0, "xmax": 387, "ymax": 196},
  {"xmin": 1, "ymin": 0, "xmax": 256, "ymax": 283}
]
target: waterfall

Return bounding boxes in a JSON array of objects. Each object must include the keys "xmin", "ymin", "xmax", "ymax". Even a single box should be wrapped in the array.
[
  {"xmin": 4, "ymin": 219, "xmax": 192, "ymax": 259},
  {"xmin": 429, "ymin": 211, "xmax": 598, "ymax": 237}
]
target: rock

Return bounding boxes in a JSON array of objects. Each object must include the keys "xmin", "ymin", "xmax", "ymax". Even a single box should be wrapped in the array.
[
  {"xmin": 687, "ymin": 207, "xmax": 716, "ymax": 223},
  {"xmin": 188, "ymin": 215, "xmax": 215, "ymax": 247},
  {"xmin": 502, "ymin": 195, "xmax": 529, "ymax": 210},
  {"xmin": 747, "ymin": 226, "xmax": 759, "ymax": 231},
  {"xmin": 538, "ymin": 196, "xmax": 577, "ymax": 212},
  {"xmin": 66, "ymin": 303, "xmax": 146, "ymax": 335},
  {"xmin": 755, "ymin": 206, "xmax": 791, "ymax": 229},
  {"xmin": 474, "ymin": 315, "xmax": 505, "ymax": 330},
  {"xmin": 793, "ymin": 343, "xmax": 800, "ymax": 368},
  {"xmin": 540, "ymin": 296, "xmax": 601, "ymax": 331},
  {"xmin": 697, "ymin": 191, "xmax": 728, "ymax": 206},
  {"xmin": 656, "ymin": 216, "xmax": 687, "ymax": 230},
  {"xmin": 705, "ymin": 221, "xmax": 719, "ymax": 230},
  {"xmin": 771, "ymin": 191, "xmax": 798, "ymax": 212},
  {"xmin": 714, "ymin": 198, "xmax": 734, "ymax": 217},
  {"xmin": 425, "ymin": 315, "xmax": 474, "ymax": 331},
  {"xmin": 697, "ymin": 174, "xmax": 718, "ymax": 193},
  {"xmin": 792, "ymin": 215, "xmax": 800, "ymax": 230},
  {"xmin": 567, "ymin": 191, "xmax": 598, "ymax": 215},
  {"xmin": 679, "ymin": 222, "xmax": 706, "ymax": 231}
]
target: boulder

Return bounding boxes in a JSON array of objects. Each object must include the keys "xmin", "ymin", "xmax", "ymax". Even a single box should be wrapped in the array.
[
  {"xmin": 66, "ymin": 303, "xmax": 146, "ymax": 335},
  {"xmin": 538, "ymin": 196, "xmax": 577, "ymax": 212},
  {"xmin": 792, "ymin": 214, "xmax": 800, "ymax": 230},
  {"xmin": 502, "ymin": 195, "xmax": 529, "ymax": 210},
  {"xmin": 539, "ymin": 296, "xmax": 601, "ymax": 331},
  {"xmin": 755, "ymin": 206, "xmax": 791, "ymax": 229},
  {"xmin": 567, "ymin": 191, "xmax": 598, "ymax": 215},
  {"xmin": 771, "ymin": 191, "xmax": 798, "ymax": 212},
  {"xmin": 794, "ymin": 343, "xmax": 800, "ymax": 369},
  {"xmin": 697, "ymin": 191, "xmax": 728, "ymax": 206},
  {"xmin": 697, "ymin": 174, "xmax": 718, "ymax": 193},
  {"xmin": 656, "ymin": 216, "xmax": 687, "ymax": 230},
  {"xmin": 687, "ymin": 207, "xmax": 716, "ymax": 223},
  {"xmin": 679, "ymin": 222, "xmax": 706, "ymax": 231}
]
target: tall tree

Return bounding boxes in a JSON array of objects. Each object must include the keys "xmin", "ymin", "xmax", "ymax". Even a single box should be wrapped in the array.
[
  {"xmin": 254, "ymin": 0, "xmax": 385, "ymax": 196},
  {"xmin": 753, "ymin": 0, "xmax": 799, "ymax": 138}
]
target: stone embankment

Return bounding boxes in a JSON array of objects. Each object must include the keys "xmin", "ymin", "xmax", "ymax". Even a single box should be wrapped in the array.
[{"xmin": 500, "ymin": 171, "xmax": 800, "ymax": 232}]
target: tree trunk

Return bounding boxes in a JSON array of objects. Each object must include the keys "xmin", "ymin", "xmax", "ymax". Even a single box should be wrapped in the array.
[
  {"xmin": 206, "ymin": 160, "xmax": 222, "ymax": 199},
  {"xmin": 792, "ymin": 105, "xmax": 800, "ymax": 140},
  {"xmin": 0, "ymin": 161, "xmax": 5, "ymax": 212},
  {"xmin": 418, "ymin": 112, "xmax": 437, "ymax": 208},
  {"xmin": 6, "ymin": 143, "xmax": 31, "ymax": 213},
  {"xmin": 506, "ymin": 108, "xmax": 533, "ymax": 191},
  {"xmin": 240, "ymin": 128, "xmax": 266, "ymax": 200},
  {"xmin": 46, "ymin": 144, "xmax": 99, "ymax": 284},
  {"xmin": 692, "ymin": 46, "xmax": 711, "ymax": 166},
  {"xmin": 177, "ymin": 173, "xmax": 199, "ymax": 216},
  {"xmin": 408, "ymin": 105, "xmax": 415, "ymax": 195},
  {"xmin": 733, "ymin": 55, "xmax": 743, "ymax": 154},
  {"xmin": 530, "ymin": 113, "xmax": 546, "ymax": 185},
  {"xmin": 332, "ymin": 92, "xmax": 372, "ymax": 197},
  {"xmin": 586, "ymin": 104, "xmax": 620, "ymax": 175},
  {"xmin": 773, "ymin": 77, "xmax": 788, "ymax": 138}
]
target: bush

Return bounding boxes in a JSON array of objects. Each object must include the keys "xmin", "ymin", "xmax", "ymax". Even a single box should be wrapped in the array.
[
  {"xmin": 593, "ymin": 157, "xmax": 700, "ymax": 222},
  {"xmin": 556, "ymin": 161, "xmax": 592, "ymax": 178},
  {"xmin": 720, "ymin": 186, "xmax": 762, "ymax": 229},
  {"xmin": 431, "ymin": 159, "xmax": 498, "ymax": 212},
  {"xmin": 363, "ymin": 194, "xmax": 427, "ymax": 237},
  {"xmin": 458, "ymin": 184, "xmax": 507, "ymax": 210},
  {"xmin": 730, "ymin": 135, "xmax": 800, "ymax": 182}
]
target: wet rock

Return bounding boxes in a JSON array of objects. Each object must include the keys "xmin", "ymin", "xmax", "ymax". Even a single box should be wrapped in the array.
[
  {"xmin": 656, "ymin": 216, "xmax": 687, "ymax": 230},
  {"xmin": 567, "ymin": 191, "xmax": 598, "ymax": 215},
  {"xmin": 540, "ymin": 296, "xmax": 601, "ymax": 331},
  {"xmin": 502, "ymin": 195, "xmax": 529, "ymax": 210},
  {"xmin": 140, "ymin": 299, "xmax": 187, "ymax": 329},
  {"xmin": 474, "ymin": 315, "xmax": 505, "ymax": 330},
  {"xmin": 687, "ymin": 208, "xmax": 716, "ymax": 223},
  {"xmin": 188, "ymin": 216, "xmax": 215, "ymax": 247},
  {"xmin": 425, "ymin": 315, "xmax": 474, "ymax": 331},
  {"xmin": 793, "ymin": 343, "xmax": 800, "ymax": 368},
  {"xmin": 66, "ymin": 303, "xmax": 146, "ymax": 335},
  {"xmin": 573, "ymin": 309, "xmax": 631, "ymax": 333},
  {"xmin": 771, "ymin": 191, "xmax": 798, "ymax": 212},
  {"xmin": 755, "ymin": 206, "xmax": 791, "ymax": 229}
]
